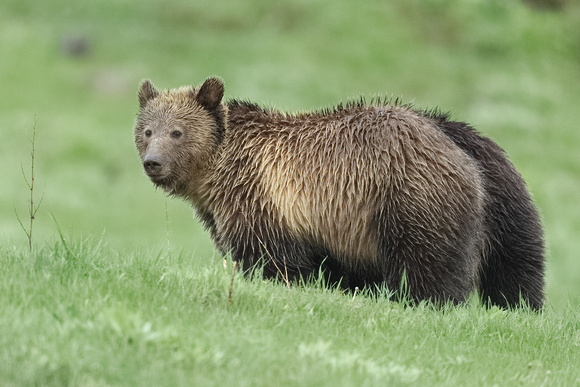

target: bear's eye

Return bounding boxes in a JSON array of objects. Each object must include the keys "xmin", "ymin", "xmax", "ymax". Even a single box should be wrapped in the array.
[
  {"xmin": 171, "ymin": 130, "xmax": 183, "ymax": 139},
  {"xmin": 144, "ymin": 129, "xmax": 152, "ymax": 137}
]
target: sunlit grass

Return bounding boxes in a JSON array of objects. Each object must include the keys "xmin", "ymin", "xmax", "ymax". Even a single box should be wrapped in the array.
[{"xmin": 1, "ymin": 242, "xmax": 578, "ymax": 386}]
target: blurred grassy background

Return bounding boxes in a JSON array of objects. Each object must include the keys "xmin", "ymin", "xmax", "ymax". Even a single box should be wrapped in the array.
[{"xmin": 1, "ymin": 0, "xmax": 579, "ymax": 308}]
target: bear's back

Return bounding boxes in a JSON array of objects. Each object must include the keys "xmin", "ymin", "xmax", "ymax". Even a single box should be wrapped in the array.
[{"xmin": 211, "ymin": 103, "xmax": 485, "ymax": 265}]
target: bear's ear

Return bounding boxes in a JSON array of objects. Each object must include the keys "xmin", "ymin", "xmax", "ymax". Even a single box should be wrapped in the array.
[
  {"xmin": 196, "ymin": 77, "xmax": 224, "ymax": 110},
  {"xmin": 138, "ymin": 80, "xmax": 159, "ymax": 109}
]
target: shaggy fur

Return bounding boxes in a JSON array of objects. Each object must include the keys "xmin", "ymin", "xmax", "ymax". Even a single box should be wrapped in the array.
[{"xmin": 134, "ymin": 78, "xmax": 545, "ymax": 309}]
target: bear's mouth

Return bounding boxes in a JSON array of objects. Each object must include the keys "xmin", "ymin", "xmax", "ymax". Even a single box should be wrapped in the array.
[
  {"xmin": 144, "ymin": 169, "xmax": 172, "ymax": 187},
  {"xmin": 150, "ymin": 175, "xmax": 187, "ymax": 196},
  {"xmin": 145, "ymin": 169, "xmax": 167, "ymax": 179},
  {"xmin": 148, "ymin": 174, "xmax": 171, "ymax": 186}
]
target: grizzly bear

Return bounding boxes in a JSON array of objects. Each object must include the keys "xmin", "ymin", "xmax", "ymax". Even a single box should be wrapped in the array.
[{"xmin": 134, "ymin": 77, "xmax": 545, "ymax": 309}]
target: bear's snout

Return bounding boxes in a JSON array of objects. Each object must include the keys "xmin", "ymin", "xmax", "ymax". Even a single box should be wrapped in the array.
[{"xmin": 143, "ymin": 155, "xmax": 163, "ymax": 176}]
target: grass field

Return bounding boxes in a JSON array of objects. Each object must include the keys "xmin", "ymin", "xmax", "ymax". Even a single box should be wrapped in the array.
[
  {"xmin": 1, "ymin": 0, "xmax": 580, "ymax": 385},
  {"xmin": 2, "ymin": 242, "xmax": 579, "ymax": 386}
]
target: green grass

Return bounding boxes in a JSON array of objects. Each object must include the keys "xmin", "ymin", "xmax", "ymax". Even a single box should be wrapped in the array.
[
  {"xmin": 2, "ymin": 0, "xmax": 580, "ymax": 385},
  {"xmin": 1, "ymin": 242, "xmax": 579, "ymax": 386}
]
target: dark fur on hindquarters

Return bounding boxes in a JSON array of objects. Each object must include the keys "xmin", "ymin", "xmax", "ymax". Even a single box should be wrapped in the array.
[{"xmin": 429, "ymin": 113, "xmax": 545, "ymax": 309}]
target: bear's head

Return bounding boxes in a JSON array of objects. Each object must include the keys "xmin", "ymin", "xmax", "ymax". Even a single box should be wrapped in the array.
[{"xmin": 134, "ymin": 78, "xmax": 225, "ymax": 197}]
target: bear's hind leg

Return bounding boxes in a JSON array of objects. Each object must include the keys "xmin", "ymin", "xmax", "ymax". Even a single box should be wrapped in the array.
[
  {"xmin": 479, "ymin": 242, "xmax": 545, "ymax": 310},
  {"xmin": 478, "ymin": 204, "xmax": 545, "ymax": 310}
]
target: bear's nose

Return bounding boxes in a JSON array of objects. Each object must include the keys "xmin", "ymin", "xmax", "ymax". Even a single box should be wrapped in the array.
[{"xmin": 143, "ymin": 156, "xmax": 162, "ymax": 175}]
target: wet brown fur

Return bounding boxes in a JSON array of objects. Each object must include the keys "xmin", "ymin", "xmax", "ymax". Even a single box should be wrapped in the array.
[{"xmin": 134, "ymin": 78, "xmax": 545, "ymax": 308}]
